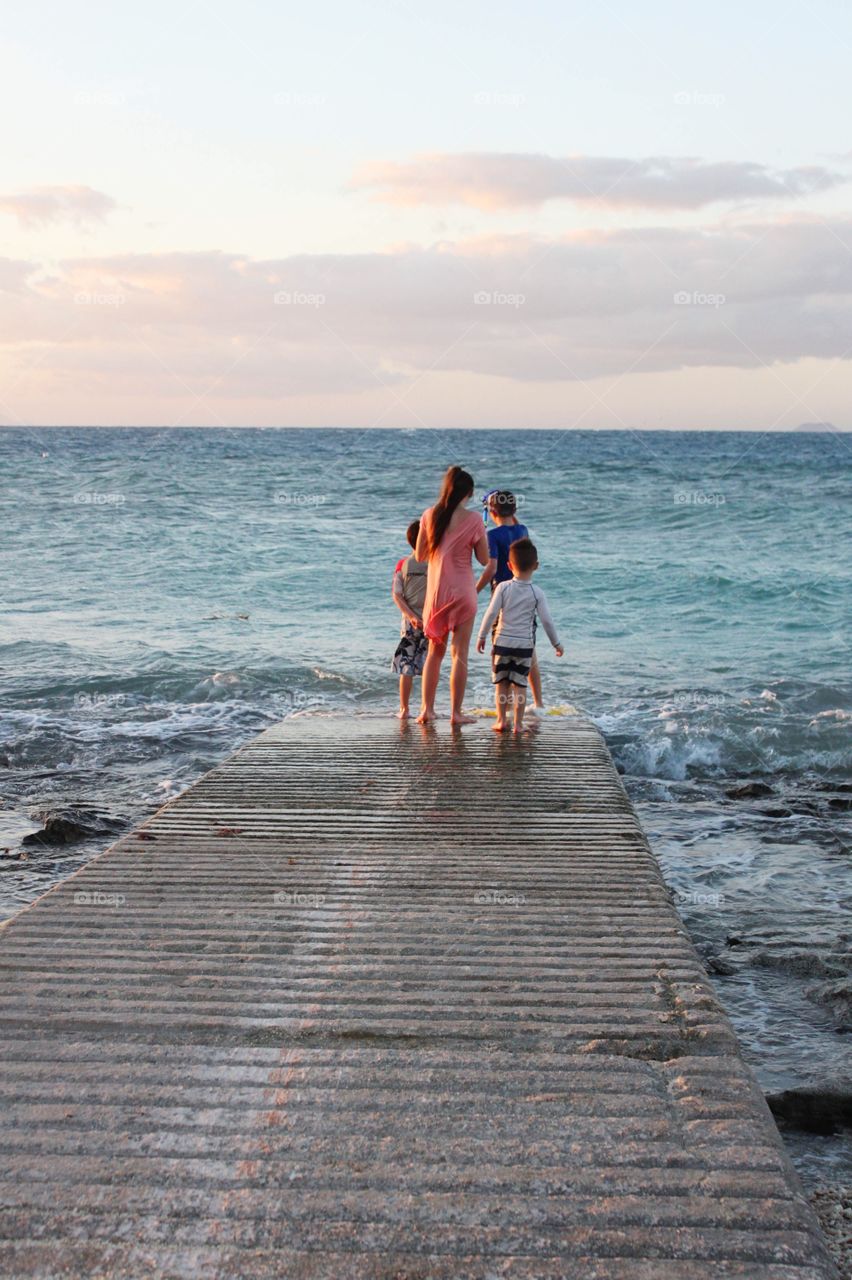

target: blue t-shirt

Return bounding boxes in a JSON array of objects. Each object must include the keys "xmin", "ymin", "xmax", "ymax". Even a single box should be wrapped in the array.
[{"xmin": 488, "ymin": 522, "xmax": 529, "ymax": 586}]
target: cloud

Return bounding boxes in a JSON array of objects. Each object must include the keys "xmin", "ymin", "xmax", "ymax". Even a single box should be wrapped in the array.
[
  {"xmin": 351, "ymin": 152, "xmax": 846, "ymax": 211},
  {"xmin": 0, "ymin": 185, "xmax": 117, "ymax": 228},
  {"xmin": 3, "ymin": 215, "xmax": 852, "ymax": 415}
]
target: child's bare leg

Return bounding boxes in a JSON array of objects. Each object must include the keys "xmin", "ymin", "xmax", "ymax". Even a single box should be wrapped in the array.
[
  {"xmin": 529, "ymin": 653, "xmax": 543, "ymax": 709},
  {"xmin": 493, "ymin": 680, "xmax": 510, "ymax": 730},
  {"xmin": 418, "ymin": 640, "xmax": 445, "ymax": 722},
  {"xmin": 398, "ymin": 674, "xmax": 413, "ymax": 718},
  {"xmin": 512, "ymin": 682, "xmax": 528, "ymax": 733},
  {"xmin": 449, "ymin": 618, "xmax": 477, "ymax": 725}
]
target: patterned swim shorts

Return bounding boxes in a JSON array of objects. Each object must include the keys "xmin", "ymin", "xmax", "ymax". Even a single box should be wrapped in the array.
[
  {"xmin": 392, "ymin": 623, "xmax": 429, "ymax": 677},
  {"xmin": 492, "ymin": 644, "xmax": 534, "ymax": 687}
]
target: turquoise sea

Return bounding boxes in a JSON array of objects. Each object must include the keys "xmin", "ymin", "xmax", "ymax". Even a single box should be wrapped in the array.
[{"xmin": 0, "ymin": 426, "xmax": 849, "ymax": 1181}]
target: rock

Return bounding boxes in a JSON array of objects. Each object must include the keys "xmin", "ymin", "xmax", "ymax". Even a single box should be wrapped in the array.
[
  {"xmin": 0, "ymin": 754, "xmax": 10, "ymax": 767},
  {"xmin": 22, "ymin": 808, "xmax": 125, "ymax": 847},
  {"xmin": 808, "ymin": 1184, "xmax": 852, "ymax": 1280},
  {"xmin": 707, "ymin": 955, "xmax": 737, "ymax": 976},
  {"xmin": 725, "ymin": 781, "xmax": 774, "ymax": 799},
  {"xmin": 757, "ymin": 806, "xmax": 794, "ymax": 818},
  {"xmin": 751, "ymin": 948, "xmax": 848, "ymax": 979},
  {"xmin": 806, "ymin": 977, "xmax": 852, "ymax": 1028},
  {"xmin": 766, "ymin": 1086, "xmax": 852, "ymax": 1135}
]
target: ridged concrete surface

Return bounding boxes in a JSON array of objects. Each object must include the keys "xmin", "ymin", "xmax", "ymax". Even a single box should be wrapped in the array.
[{"xmin": 0, "ymin": 715, "xmax": 837, "ymax": 1278}]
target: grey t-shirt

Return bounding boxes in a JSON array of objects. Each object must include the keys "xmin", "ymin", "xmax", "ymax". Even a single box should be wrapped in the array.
[
  {"xmin": 478, "ymin": 578, "xmax": 560, "ymax": 650},
  {"xmin": 393, "ymin": 554, "xmax": 428, "ymax": 633}
]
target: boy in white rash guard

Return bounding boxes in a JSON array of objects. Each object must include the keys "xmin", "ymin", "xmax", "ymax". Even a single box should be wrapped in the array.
[{"xmin": 476, "ymin": 538, "xmax": 563, "ymax": 733}]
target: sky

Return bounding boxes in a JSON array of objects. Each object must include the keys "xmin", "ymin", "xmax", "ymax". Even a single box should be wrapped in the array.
[{"xmin": 2, "ymin": 0, "xmax": 852, "ymax": 429}]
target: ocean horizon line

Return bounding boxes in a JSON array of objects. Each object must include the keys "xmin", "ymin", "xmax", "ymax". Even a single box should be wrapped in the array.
[{"xmin": 1, "ymin": 423, "xmax": 848, "ymax": 434}]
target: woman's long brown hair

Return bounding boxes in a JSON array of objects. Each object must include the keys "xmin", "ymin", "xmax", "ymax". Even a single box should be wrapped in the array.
[{"xmin": 426, "ymin": 466, "xmax": 474, "ymax": 555}]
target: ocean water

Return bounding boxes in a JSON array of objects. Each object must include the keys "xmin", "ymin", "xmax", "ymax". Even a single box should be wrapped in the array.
[{"xmin": 1, "ymin": 426, "xmax": 850, "ymax": 1183}]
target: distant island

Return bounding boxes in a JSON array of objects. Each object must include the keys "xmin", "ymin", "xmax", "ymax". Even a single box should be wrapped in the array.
[{"xmin": 794, "ymin": 421, "xmax": 847, "ymax": 432}]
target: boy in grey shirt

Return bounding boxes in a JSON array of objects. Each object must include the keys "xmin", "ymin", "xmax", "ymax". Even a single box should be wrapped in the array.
[{"xmin": 477, "ymin": 538, "xmax": 563, "ymax": 733}]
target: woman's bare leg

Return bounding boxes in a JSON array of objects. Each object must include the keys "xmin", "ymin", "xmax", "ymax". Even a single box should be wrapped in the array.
[
  {"xmin": 529, "ymin": 653, "xmax": 543, "ymax": 709},
  {"xmin": 418, "ymin": 639, "xmax": 446, "ymax": 722},
  {"xmin": 449, "ymin": 617, "xmax": 477, "ymax": 725}
]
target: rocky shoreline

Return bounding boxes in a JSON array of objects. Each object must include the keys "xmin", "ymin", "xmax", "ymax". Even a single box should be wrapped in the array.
[{"xmin": 810, "ymin": 1184, "xmax": 852, "ymax": 1279}]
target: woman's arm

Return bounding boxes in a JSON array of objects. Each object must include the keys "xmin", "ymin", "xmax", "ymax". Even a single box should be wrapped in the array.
[
  {"xmin": 415, "ymin": 512, "xmax": 431, "ymax": 562},
  {"xmin": 476, "ymin": 582, "xmax": 504, "ymax": 650},
  {"xmin": 472, "ymin": 529, "xmax": 490, "ymax": 567},
  {"xmin": 476, "ymin": 558, "xmax": 497, "ymax": 592}
]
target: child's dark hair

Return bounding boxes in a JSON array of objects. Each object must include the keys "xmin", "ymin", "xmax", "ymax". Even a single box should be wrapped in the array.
[
  {"xmin": 406, "ymin": 519, "xmax": 420, "ymax": 550},
  {"xmin": 508, "ymin": 537, "xmax": 537, "ymax": 573},
  {"xmin": 489, "ymin": 489, "xmax": 516, "ymax": 517}
]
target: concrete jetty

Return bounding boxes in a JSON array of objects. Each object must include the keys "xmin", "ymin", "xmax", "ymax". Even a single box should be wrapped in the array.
[{"xmin": 0, "ymin": 716, "xmax": 837, "ymax": 1278}]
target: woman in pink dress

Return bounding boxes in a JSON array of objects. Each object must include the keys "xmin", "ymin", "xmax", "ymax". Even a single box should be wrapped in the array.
[{"xmin": 415, "ymin": 466, "xmax": 490, "ymax": 725}]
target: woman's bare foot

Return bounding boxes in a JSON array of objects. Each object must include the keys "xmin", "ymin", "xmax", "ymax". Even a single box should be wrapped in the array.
[
  {"xmin": 450, "ymin": 713, "xmax": 478, "ymax": 726},
  {"xmin": 417, "ymin": 708, "xmax": 437, "ymax": 723},
  {"xmin": 397, "ymin": 708, "xmax": 410, "ymax": 719},
  {"xmin": 492, "ymin": 721, "xmax": 508, "ymax": 732}
]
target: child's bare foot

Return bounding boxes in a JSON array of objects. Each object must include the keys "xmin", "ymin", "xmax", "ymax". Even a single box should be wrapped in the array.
[
  {"xmin": 513, "ymin": 721, "xmax": 539, "ymax": 734},
  {"xmin": 450, "ymin": 713, "xmax": 478, "ymax": 726},
  {"xmin": 397, "ymin": 708, "xmax": 410, "ymax": 719},
  {"xmin": 492, "ymin": 721, "xmax": 508, "ymax": 732},
  {"xmin": 417, "ymin": 708, "xmax": 437, "ymax": 723}
]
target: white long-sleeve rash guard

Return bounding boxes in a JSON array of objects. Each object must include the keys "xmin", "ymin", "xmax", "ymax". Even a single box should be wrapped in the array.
[{"xmin": 478, "ymin": 579, "xmax": 561, "ymax": 650}]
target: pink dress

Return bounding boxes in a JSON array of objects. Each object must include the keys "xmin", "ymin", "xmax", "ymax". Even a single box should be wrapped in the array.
[{"xmin": 421, "ymin": 506, "xmax": 484, "ymax": 642}]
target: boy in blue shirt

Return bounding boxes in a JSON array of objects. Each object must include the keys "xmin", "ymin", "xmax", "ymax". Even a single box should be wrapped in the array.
[{"xmin": 476, "ymin": 489, "xmax": 544, "ymax": 711}]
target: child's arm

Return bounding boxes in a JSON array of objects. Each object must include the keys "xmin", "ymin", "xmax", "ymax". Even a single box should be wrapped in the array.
[
  {"xmin": 476, "ymin": 582, "xmax": 504, "ymax": 652},
  {"xmin": 534, "ymin": 588, "xmax": 564, "ymax": 656},
  {"xmin": 392, "ymin": 574, "xmax": 423, "ymax": 628}
]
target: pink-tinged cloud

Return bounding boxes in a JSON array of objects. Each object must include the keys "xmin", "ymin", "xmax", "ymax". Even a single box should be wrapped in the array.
[
  {"xmin": 0, "ymin": 185, "xmax": 117, "ymax": 228},
  {"xmin": 3, "ymin": 216, "xmax": 852, "ymax": 417},
  {"xmin": 351, "ymin": 153, "xmax": 845, "ymax": 210}
]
